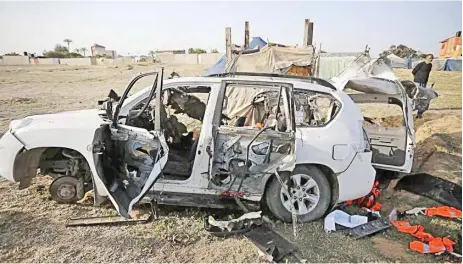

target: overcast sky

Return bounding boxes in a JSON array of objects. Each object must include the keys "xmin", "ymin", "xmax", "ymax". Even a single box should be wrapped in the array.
[{"xmin": 0, "ymin": 1, "xmax": 461, "ymax": 56}]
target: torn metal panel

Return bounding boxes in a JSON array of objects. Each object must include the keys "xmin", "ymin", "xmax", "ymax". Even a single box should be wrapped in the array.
[
  {"xmin": 345, "ymin": 218, "xmax": 391, "ymax": 239},
  {"xmin": 395, "ymin": 173, "xmax": 462, "ymax": 210},
  {"xmin": 244, "ymin": 225, "xmax": 298, "ymax": 262}
]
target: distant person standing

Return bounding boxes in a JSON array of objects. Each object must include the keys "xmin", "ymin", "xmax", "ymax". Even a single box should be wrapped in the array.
[{"xmin": 412, "ymin": 54, "xmax": 433, "ymax": 87}]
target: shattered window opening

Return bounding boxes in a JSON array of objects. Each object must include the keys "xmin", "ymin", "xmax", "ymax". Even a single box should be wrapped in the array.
[{"xmin": 293, "ymin": 90, "xmax": 341, "ymax": 127}]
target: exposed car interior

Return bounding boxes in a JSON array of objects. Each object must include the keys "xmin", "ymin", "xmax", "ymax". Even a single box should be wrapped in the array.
[
  {"xmin": 124, "ymin": 85, "xmax": 213, "ymax": 180},
  {"xmin": 349, "ymin": 93, "xmax": 408, "ymax": 167}
]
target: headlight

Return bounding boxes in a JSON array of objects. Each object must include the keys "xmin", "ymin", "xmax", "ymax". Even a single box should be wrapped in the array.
[{"xmin": 10, "ymin": 118, "xmax": 33, "ymax": 132}]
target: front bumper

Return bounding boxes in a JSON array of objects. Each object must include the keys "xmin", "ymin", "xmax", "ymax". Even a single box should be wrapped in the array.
[
  {"xmin": 337, "ymin": 151, "xmax": 376, "ymax": 202},
  {"xmin": 0, "ymin": 130, "xmax": 25, "ymax": 181}
]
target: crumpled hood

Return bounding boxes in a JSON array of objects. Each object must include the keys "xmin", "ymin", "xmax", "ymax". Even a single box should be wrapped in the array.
[{"xmin": 329, "ymin": 53, "xmax": 401, "ymax": 95}]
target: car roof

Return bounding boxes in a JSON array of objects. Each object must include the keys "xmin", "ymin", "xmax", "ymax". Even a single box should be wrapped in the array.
[{"xmin": 163, "ymin": 73, "xmax": 337, "ymax": 94}]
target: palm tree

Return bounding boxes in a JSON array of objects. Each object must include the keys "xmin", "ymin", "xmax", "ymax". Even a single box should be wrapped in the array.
[
  {"xmin": 81, "ymin": 47, "xmax": 87, "ymax": 56},
  {"xmin": 74, "ymin": 48, "xmax": 80, "ymax": 54},
  {"xmin": 63, "ymin": 39, "xmax": 73, "ymax": 52}
]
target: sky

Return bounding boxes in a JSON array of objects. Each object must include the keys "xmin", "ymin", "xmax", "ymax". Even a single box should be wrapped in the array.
[{"xmin": 0, "ymin": 1, "xmax": 461, "ymax": 57}]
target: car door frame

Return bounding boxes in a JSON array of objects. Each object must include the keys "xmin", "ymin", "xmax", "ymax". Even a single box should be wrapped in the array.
[{"xmin": 208, "ymin": 79, "xmax": 297, "ymax": 194}]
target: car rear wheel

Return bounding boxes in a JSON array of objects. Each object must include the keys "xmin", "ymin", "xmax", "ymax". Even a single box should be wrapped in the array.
[{"xmin": 265, "ymin": 165, "xmax": 331, "ymax": 222}]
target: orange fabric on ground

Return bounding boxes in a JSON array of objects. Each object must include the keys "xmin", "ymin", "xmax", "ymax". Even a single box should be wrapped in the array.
[
  {"xmin": 391, "ymin": 220, "xmax": 456, "ymax": 254},
  {"xmin": 425, "ymin": 206, "xmax": 462, "ymax": 219}
]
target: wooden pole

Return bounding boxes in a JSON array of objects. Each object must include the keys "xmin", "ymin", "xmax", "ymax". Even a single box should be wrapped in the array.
[
  {"xmin": 226, "ymin": 27, "xmax": 232, "ymax": 64},
  {"xmin": 303, "ymin": 19, "xmax": 310, "ymax": 47},
  {"xmin": 307, "ymin": 22, "xmax": 314, "ymax": 46},
  {"xmin": 244, "ymin": 21, "xmax": 250, "ymax": 49}
]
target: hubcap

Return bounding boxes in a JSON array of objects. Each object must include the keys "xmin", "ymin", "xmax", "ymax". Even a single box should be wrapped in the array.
[
  {"xmin": 56, "ymin": 183, "xmax": 76, "ymax": 201},
  {"xmin": 280, "ymin": 174, "xmax": 320, "ymax": 215}
]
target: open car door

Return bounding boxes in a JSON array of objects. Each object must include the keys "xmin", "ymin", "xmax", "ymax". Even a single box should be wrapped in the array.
[
  {"xmin": 329, "ymin": 53, "xmax": 415, "ymax": 173},
  {"xmin": 92, "ymin": 69, "xmax": 169, "ymax": 218},
  {"xmin": 208, "ymin": 80, "xmax": 296, "ymax": 196}
]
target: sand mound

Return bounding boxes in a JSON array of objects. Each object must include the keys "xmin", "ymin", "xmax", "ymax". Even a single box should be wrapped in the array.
[{"xmin": 415, "ymin": 115, "xmax": 462, "ymax": 143}]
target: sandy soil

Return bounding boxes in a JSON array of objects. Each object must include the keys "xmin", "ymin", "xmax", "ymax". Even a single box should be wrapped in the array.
[{"xmin": 0, "ymin": 64, "xmax": 461, "ymax": 263}]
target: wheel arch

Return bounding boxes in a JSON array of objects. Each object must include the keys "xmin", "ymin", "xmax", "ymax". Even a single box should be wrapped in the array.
[{"xmin": 13, "ymin": 146, "xmax": 88, "ymax": 188}]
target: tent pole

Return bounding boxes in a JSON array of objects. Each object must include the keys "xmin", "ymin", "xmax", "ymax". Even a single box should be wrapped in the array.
[
  {"xmin": 244, "ymin": 21, "xmax": 250, "ymax": 49},
  {"xmin": 226, "ymin": 27, "xmax": 232, "ymax": 65}
]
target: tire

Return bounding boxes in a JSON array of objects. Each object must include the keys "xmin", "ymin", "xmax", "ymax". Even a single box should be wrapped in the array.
[
  {"xmin": 49, "ymin": 176, "xmax": 83, "ymax": 204},
  {"xmin": 265, "ymin": 165, "xmax": 331, "ymax": 223}
]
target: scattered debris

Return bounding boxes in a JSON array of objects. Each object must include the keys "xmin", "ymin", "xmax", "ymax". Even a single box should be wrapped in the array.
[
  {"xmin": 66, "ymin": 201, "xmax": 158, "ymax": 227},
  {"xmin": 346, "ymin": 218, "xmax": 392, "ymax": 239},
  {"xmin": 324, "ymin": 210, "xmax": 368, "ymax": 233},
  {"xmin": 244, "ymin": 225, "xmax": 298, "ymax": 262},
  {"xmin": 395, "ymin": 173, "xmax": 462, "ymax": 209},
  {"xmin": 126, "ymin": 64, "xmax": 133, "ymax": 70},
  {"xmin": 204, "ymin": 212, "xmax": 263, "ymax": 237},
  {"xmin": 405, "ymin": 206, "xmax": 462, "ymax": 220}
]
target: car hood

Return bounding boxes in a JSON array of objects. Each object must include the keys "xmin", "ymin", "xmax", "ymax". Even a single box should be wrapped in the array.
[{"xmin": 10, "ymin": 109, "xmax": 105, "ymax": 132}]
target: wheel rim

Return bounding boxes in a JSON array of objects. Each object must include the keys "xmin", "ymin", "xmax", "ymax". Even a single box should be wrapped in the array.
[
  {"xmin": 279, "ymin": 173, "xmax": 320, "ymax": 215},
  {"xmin": 56, "ymin": 183, "xmax": 77, "ymax": 201}
]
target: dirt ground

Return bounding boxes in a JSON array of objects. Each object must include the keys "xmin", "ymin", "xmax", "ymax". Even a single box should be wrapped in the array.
[{"xmin": 0, "ymin": 64, "xmax": 461, "ymax": 263}]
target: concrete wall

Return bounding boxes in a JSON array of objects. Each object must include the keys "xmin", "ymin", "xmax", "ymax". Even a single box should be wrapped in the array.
[
  {"xmin": 0, "ymin": 58, "xmax": 3, "ymax": 65},
  {"xmin": 96, "ymin": 57, "xmax": 135, "ymax": 66},
  {"xmin": 2, "ymin": 56, "xmax": 30, "ymax": 65},
  {"xmin": 60, "ymin": 58, "xmax": 97, "ymax": 66},
  {"xmin": 29, "ymin": 58, "xmax": 60, "ymax": 65},
  {"xmin": 198, "ymin": 53, "xmax": 224, "ymax": 65},
  {"xmin": 156, "ymin": 53, "xmax": 222, "ymax": 65}
]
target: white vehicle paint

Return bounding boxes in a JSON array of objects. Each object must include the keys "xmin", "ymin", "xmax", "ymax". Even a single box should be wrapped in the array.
[{"xmin": 0, "ymin": 65, "xmax": 411, "ymax": 222}]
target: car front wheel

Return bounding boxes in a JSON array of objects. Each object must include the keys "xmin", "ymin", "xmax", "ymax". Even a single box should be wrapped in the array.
[{"xmin": 265, "ymin": 165, "xmax": 331, "ymax": 222}]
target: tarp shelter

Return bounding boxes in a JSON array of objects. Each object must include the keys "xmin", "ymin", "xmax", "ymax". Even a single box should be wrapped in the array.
[
  {"xmin": 204, "ymin": 37, "xmax": 267, "ymax": 76},
  {"xmin": 411, "ymin": 57, "xmax": 462, "ymax": 71},
  {"xmin": 317, "ymin": 52, "xmax": 363, "ymax": 79},
  {"xmin": 225, "ymin": 45, "xmax": 316, "ymax": 76}
]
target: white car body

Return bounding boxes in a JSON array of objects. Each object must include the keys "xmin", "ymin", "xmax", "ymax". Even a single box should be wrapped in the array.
[{"xmin": 0, "ymin": 55, "xmax": 414, "ymax": 221}]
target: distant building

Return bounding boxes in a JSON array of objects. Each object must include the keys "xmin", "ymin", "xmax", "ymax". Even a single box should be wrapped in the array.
[
  {"xmin": 439, "ymin": 31, "xmax": 462, "ymax": 58},
  {"xmin": 155, "ymin": 50, "xmax": 186, "ymax": 55},
  {"xmin": 91, "ymin": 44, "xmax": 117, "ymax": 58}
]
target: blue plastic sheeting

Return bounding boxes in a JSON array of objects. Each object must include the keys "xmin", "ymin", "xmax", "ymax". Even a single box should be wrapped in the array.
[
  {"xmin": 443, "ymin": 59, "xmax": 462, "ymax": 71},
  {"xmin": 203, "ymin": 37, "xmax": 268, "ymax": 76}
]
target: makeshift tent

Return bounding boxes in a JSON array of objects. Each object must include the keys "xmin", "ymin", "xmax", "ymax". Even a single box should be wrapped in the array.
[
  {"xmin": 225, "ymin": 45, "xmax": 315, "ymax": 76},
  {"xmin": 411, "ymin": 57, "xmax": 462, "ymax": 71},
  {"xmin": 317, "ymin": 52, "xmax": 363, "ymax": 79},
  {"xmin": 204, "ymin": 37, "xmax": 267, "ymax": 76}
]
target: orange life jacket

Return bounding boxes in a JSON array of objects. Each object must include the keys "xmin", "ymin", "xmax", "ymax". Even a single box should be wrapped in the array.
[
  {"xmin": 425, "ymin": 206, "xmax": 462, "ymax": 220},
  {"xmin": 345, "ymin": 180, "xmax": 382, "ymax": 211},
  {"xmin": 391, "ymin": 220, "xmax": 456, "ymax": 254}
]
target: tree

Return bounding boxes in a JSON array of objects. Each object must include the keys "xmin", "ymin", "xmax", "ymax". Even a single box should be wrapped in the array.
[
  {"xmin": 54, "ymin": 44, "xmax": 69, "ymax": 53},
  {"xmin": 63, "ymin": 39, "xmax": 73, "ymax": 51},
  {"xmin": 81, "ymin": 47, "xmax": 87, "ymax": 56},
  {"xmin": 74, "ymin": 48, "xmax": 81, "ymax": 54},
  {"xmin": 148, "ymin": 50, "xmax": 155, "ymax": 57},
  {"xmin": 210, "ymin": 49, "xmax": 219, "ymax": 53},
  {"xmin": 380, "ymin": 44, "xmax": 423, "ymax": 59},
  {"xmin": 188, "ymin": 48, "xmax": 207, "ymax": 54}
]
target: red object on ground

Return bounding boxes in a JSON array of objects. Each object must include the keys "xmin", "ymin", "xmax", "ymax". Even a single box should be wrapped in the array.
[
  {"xmin": 345, "ymin": 180, "xmax": 382, "ymax": 211},
  {"xmin": 391, "ymin": 220, "xmax": 456, "ymax": 254},
  {"xmin": 425, "ymin": 206, "xmax": 462, "ymax": 219}
]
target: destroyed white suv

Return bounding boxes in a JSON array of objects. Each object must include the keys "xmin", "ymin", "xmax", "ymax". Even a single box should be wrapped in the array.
[{"xmin": 0, "ymin": 57, "xmax": 414, "ymax": 222}]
